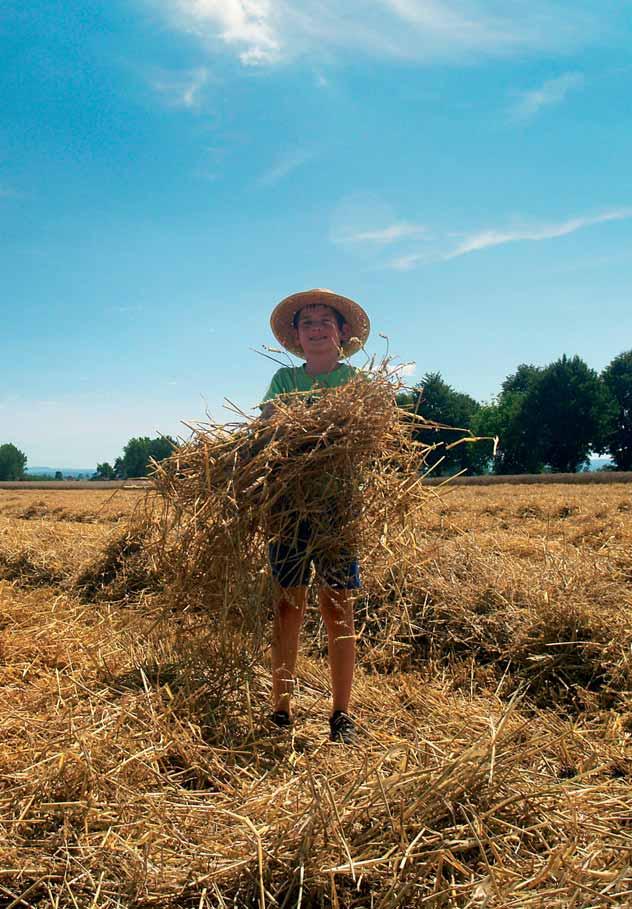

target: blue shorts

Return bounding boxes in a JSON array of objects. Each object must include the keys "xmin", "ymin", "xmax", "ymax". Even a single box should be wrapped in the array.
[{"xmin": 268, "ymin": 518, "xmax": 361, "ymax": 590}]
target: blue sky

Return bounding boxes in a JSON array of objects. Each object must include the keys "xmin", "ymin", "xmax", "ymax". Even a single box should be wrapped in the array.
[{"xmin": 2, "ymin": 0, "xmax": 631, "ymax": 467}]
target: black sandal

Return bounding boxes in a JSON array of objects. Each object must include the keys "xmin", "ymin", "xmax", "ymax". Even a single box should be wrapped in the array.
[
  {"xmin": 270, "ymin": 710, "xmax": 293, "ymax": 729},
  {"xmin": 329, "ymin": 710, "xmax": 356, "ymax": 743}
]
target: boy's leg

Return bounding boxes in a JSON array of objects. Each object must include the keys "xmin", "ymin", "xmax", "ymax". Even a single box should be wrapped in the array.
[
  {"xmin": 318, "ymin": 586, "xmax": 355, "ymax": 714},
  {"xmin": 271, "ymin": 585, "xmax": 308, "ymax": 715}
]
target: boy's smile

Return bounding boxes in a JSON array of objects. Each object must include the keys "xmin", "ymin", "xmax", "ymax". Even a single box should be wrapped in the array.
[{"xmin": 294, "ymin": 304, "xmax": 348, "ymax": 359}]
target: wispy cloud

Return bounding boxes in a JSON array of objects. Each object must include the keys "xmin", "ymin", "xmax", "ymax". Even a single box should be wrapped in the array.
[
  {"xmin": 157, "ymin": 1, "xmax": 597, "ymax": 67},
  {"xmin": 148, "ymin": 66, "xmax": 211, "ymax": 108},
  {"xmin": 390, "ymin": 250, "xmax": 431, "ymax": 270},
  {"xmin": 390, "ymin": 208, "xmax": 632, "ymax": 268},
  {"xmin": 258, "ymin": 148, "xmax": 314, "ymax": 186},
  {"xmin": 336, "ymin": 222, "xmax": 426, "ymax": 245},
  {"xmin": 511, "ymin": 72, "xmax": 584, "ymax": 121},
  {"xmin": 445, "ymin": 210, "xmax": 632, "ymax": 259}
]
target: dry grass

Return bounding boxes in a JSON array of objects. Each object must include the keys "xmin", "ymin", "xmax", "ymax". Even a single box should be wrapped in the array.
[
  {"xmin": 0, "ymin": 488, "xmax": 140, "ymax": 524},
  {"xmin": 0, "ymin": 478, "xmax": 631, "ymax": 907}
]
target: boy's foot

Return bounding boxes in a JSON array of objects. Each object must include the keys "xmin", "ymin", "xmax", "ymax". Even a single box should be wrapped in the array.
[
  {"xmin": 269, "ymin": 710, "xmax": 292, "ymax": 729},
  {"xmin": 329, "ymin": 710, "xmax": 356, "ymax": 744}
]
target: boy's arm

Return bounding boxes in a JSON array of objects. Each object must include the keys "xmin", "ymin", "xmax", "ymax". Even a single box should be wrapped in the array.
[{"xmin": 260, "ymin": 401, "xmax": 276, "ymax": 419}]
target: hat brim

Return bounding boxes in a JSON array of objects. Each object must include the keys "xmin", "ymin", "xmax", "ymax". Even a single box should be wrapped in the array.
[{"xmin": 270, "ymin": 289, "xmax": 370, "ymax": 359}]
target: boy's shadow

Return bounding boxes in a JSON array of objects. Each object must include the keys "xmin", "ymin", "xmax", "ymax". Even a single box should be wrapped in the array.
[{"xmin": 106, "ymin": 662, "xmax": 312, "ymax": 778}]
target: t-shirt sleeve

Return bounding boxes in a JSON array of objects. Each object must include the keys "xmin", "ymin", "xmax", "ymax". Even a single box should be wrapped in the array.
[{"xmin": 261, "ymin": 369, "xmax": 287, "ymax": 405}]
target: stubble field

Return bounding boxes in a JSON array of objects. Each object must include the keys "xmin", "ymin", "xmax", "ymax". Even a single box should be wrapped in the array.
[{"xmin": 1, "ymin": 483, "xmax": 630, "ymax": 908}]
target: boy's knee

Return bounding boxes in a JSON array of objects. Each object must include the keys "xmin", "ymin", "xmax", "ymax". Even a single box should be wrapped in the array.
[
  {"xmin": 275, "ymin": 586, "xmax": 307, "ymax": 613},
  {"xmin": 319, "ymin": 591, "xmax": 354, "ymax": 627}
]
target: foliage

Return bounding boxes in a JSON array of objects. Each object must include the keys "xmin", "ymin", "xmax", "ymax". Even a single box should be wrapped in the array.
[
  {"xmin": 93, "ymin": 462, "xmax": 116, "ymax": 480},
  {"xmin": 602, "ymin": 349, "xmax": 632, "ymax": 470},
  {"xmin": 473, "ymin": 365, "xmax": 544, "ymax": 475},
  {"xmin": 0, "ymin": 443, "xmax": 27, "ymax": 480},
  {"xmin": 114, "ymin": 436, "xmax": 176, "ymax": 479},
  {"xmin": 531, "ymin": 355, "xmax": 613, "ymax": 473},
  {"xmin": 399, "ymin": 372, "xmax": 491, "ymax": 475},
  {"xmin": 476, "ymin": 359, "xmax": 612, "ymax": 474}
]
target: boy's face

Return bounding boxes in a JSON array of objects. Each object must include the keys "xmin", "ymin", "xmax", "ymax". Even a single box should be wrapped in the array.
[{"xmin": 294, "ymin": 303, "xmax": 350, "ymax": 358}]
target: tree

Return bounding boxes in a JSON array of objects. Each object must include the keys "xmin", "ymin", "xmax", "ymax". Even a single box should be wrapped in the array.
[
  {"xmin": 115, "ymin": 436, "xmax": 176, "ymax": 479},
  {"xmin": 400, "ymin": 372, "xmax": 490, "ymax": 475},
  {"xmin": 473, "ymin": 365, "xmax": 545, "ymax": 475},
  {"xmin": 602, "ymin": 350, "xmax": 632, "ymax": 470},
  {"xmin": 0, "ymin": 443, "xmax": 27, "ymax": 480},
  {"xmin": 529, "ymin": 355, "xmax": 613, "ymax": 473},
  {"xmin": 54, "ymin": 471, "xmax": 63, "ymax": 481},
  {"xmin": 93, "ymin": 462, "xmax": 116, "ymax": 480}
]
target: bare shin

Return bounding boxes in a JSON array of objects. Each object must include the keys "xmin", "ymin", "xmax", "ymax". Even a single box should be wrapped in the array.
[
  {"xmin": 271, "ymin": 586, "xmax": 307, "ymax": 713},
  {"xmin": 319, "ymin": 587, "xmax": 356, "ymax": 715}
]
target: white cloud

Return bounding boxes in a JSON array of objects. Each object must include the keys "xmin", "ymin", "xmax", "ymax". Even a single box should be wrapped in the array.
[
  {"xmin": 444, "ymin": 209, "xmax": 632, "ymax": 259},
  {"xmin": 388, "ymin": 208, "xmax": 632, "ymax": 269},
  {"xmin": 149, "ymin": 66, "xmax": 211, "ymax": 108},
  {"xmin": 258, "ymin": 148, "xmax": 313, "ymax": 185},
  {"xmin": 511, "ymin": 72, "xmax": 584, "ymax": 121},
  {"xmin": 400, "ymin": 362, "xmax": 417, "ymax": 376},
  {"xmin": 336, "ymin": 222, "xmax": 426, "ymax": 245},
  {"xmin": 165, "ymin": 0, "xmax": 280, "ymax": 64},
  {"xmin": 156, "ymin": 0, "xmax": 597, "ymax": 67}
]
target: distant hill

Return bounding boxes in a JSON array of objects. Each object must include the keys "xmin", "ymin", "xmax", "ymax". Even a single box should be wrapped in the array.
[{"xmin": 26, "ymin": 466, "xmax": 95, "ymax": 478}]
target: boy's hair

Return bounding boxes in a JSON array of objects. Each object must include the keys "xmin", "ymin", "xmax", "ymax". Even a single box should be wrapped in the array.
[{"xmin": 292, "ymin": 303, "xmax": 346, "ymax": 331}]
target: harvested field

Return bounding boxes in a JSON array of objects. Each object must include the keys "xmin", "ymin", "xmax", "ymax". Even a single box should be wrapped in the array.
[
  {"xmin": 1, "ymin": 483, "xmax": 631, "ymax": 907},
  {"xmin": 0, "ymin": 488, "xmax": 142, "ymax": 524}
]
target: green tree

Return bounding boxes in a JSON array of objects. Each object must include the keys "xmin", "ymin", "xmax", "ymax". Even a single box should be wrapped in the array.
[
  {"xmin": 530, "ymin": 355, "xmax": 612, "ymax": 473},
  {"xmin": 0, "ymin": 443, "xmax": 27, "ymax": 480},
  {"xmin": 115, "ymin": 436, "xmax": 176, "ymax": 478},
  {"xmin": 54, "ymin": 471, "xmax": 63, "ymax": 481},
  {"xmin": 93, "ymin": 462, "xmax": 116, "ymax": 480},
  {"xmin": 602, "ymin": 350, "xmax": 632, "ymax": 470},
  {"xmin": 400, "ymin": 372, "xmax": 490, "ymax": 475},
  {"xmin": 473, "ymin": 365, "xmax": 545, "ymax": 474}
]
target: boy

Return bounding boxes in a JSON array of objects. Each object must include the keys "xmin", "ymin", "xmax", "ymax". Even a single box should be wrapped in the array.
[{"xmin": 261, "ymin": 288, "xmax": 371, "ymax": 743}]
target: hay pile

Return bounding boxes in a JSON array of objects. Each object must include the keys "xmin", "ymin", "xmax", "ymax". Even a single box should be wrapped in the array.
[
  {"xmin": 0, "ymin": 516, "xmax": 108, "ymax": 587},
  {"xmin": 149, "ymin": 367, "xmax": 437, "ymax": 618}
]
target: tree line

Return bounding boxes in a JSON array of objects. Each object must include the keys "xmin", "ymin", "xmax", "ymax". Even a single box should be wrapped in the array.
[
  {"xmin": 398, "ymin": 349, "xmax": 632, "ymax": 475},
  {"xmin": 93, "ymin": 436, "xmax": 176, "ymax": 480},
  {"xmin": 2, "ymin": 348, "xmax": 630, "ymax": 481},
  {"xmin": 0, "ymin": 437, "xmax": 176, "ymax": 482}
]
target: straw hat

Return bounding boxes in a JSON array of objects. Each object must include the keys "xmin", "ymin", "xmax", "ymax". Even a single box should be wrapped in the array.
[{"xmin": 270, "ymin": 288, "xmax": 371, "ymax": 359}]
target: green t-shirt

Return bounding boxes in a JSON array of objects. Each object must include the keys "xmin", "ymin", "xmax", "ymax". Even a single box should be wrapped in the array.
[{"xmin": 262, "ymin": 364, "xmax": 357, "ymax": 404}]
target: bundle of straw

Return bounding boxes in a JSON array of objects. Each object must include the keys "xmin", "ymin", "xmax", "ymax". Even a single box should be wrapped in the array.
[{"xmin": 148, "ymin": 366, "xmax": 436, "ymax": 622}]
